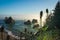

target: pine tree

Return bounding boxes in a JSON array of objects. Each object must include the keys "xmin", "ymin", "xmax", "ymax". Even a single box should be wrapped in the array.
[
  {"xmin": 40, "ymin": 11, "xmax": 43, "ymax": 27},
  {"xmin": 44, "ymin": 1, "xmax": 60, "ymax": 30},
  {"xmin": 53, "ymin": 1, "xmax": 60, "ymax": 29},
  {"xmin": 46, "ymin": 8, "xmax": 49, "ymax": 17}
]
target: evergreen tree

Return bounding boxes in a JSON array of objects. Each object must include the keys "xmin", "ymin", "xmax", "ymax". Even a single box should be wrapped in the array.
[
  {"xmin": 43, "ymin": 1, "xmax": 60, "ymax": 30},
  {"xmin": 53, "ymin": 1, "xmax": 60, "ymax": 29},
  {"xmin": 46, "ymin": 8, "xmax": 49, "ymax": 17},
  {"xmin": 40, "ymin": 11, "xmax": 43, "ymax": 27}
]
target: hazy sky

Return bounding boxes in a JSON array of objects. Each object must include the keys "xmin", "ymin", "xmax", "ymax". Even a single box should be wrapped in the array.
[{"xmin": 0, "ymin": 0, "xmax": 58, "ymax": 20}]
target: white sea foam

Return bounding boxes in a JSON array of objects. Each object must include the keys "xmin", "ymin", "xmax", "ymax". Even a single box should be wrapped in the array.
[{"xmin": 4, "ymin": 29, "xmax": 20, "ymax": 39}]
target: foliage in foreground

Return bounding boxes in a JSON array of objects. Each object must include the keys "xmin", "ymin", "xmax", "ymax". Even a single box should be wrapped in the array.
[
  {"xmin": 37, "ymin": 1, "xmax": 60, "ymax": 40},
  {"xmin": 37, "ymin": 26, "xmax": 60, "ymax": 40}
]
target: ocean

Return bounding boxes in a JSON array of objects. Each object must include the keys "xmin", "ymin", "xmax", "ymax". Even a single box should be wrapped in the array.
[{"xmin": 0, "ymin": 19, "xmax": 38, "ymax": 36}]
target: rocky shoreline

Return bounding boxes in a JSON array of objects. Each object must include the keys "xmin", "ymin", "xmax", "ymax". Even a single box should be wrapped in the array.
[{"xmin": 0, "ymin": 26, "xmax": 26, "ymax": 40}]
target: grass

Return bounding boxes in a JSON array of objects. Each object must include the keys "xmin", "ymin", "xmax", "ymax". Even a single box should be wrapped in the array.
[{"xmin": 37, "ymin": 26, "xmax": 60, "ymax": 40}]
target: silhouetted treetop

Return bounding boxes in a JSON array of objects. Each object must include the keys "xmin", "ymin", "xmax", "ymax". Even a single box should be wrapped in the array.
[
  {"xmin": 46, "ymin": 9, "xmax": 49, "ymax": 14},
  {"xmin": 47, "ymin": 1, "xmax": 60, "ymax": 29},
  {"xmin": 53, "ymin": 1, "xmax": 60, "ymax": 29},
  {"xmin": 40, "ymin": 11, "xmax": 43, "ymax": 18},
  {"xmin": 44, "ymin": 1, "xmax": 60, "ymax": 30},
  {"xmin": 55, "ymin": 1, "xmax": 60, "ymax": 10},
  {"xmin": 46, "ymin": 8, "xmax": 49, "ymax": 16}
]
